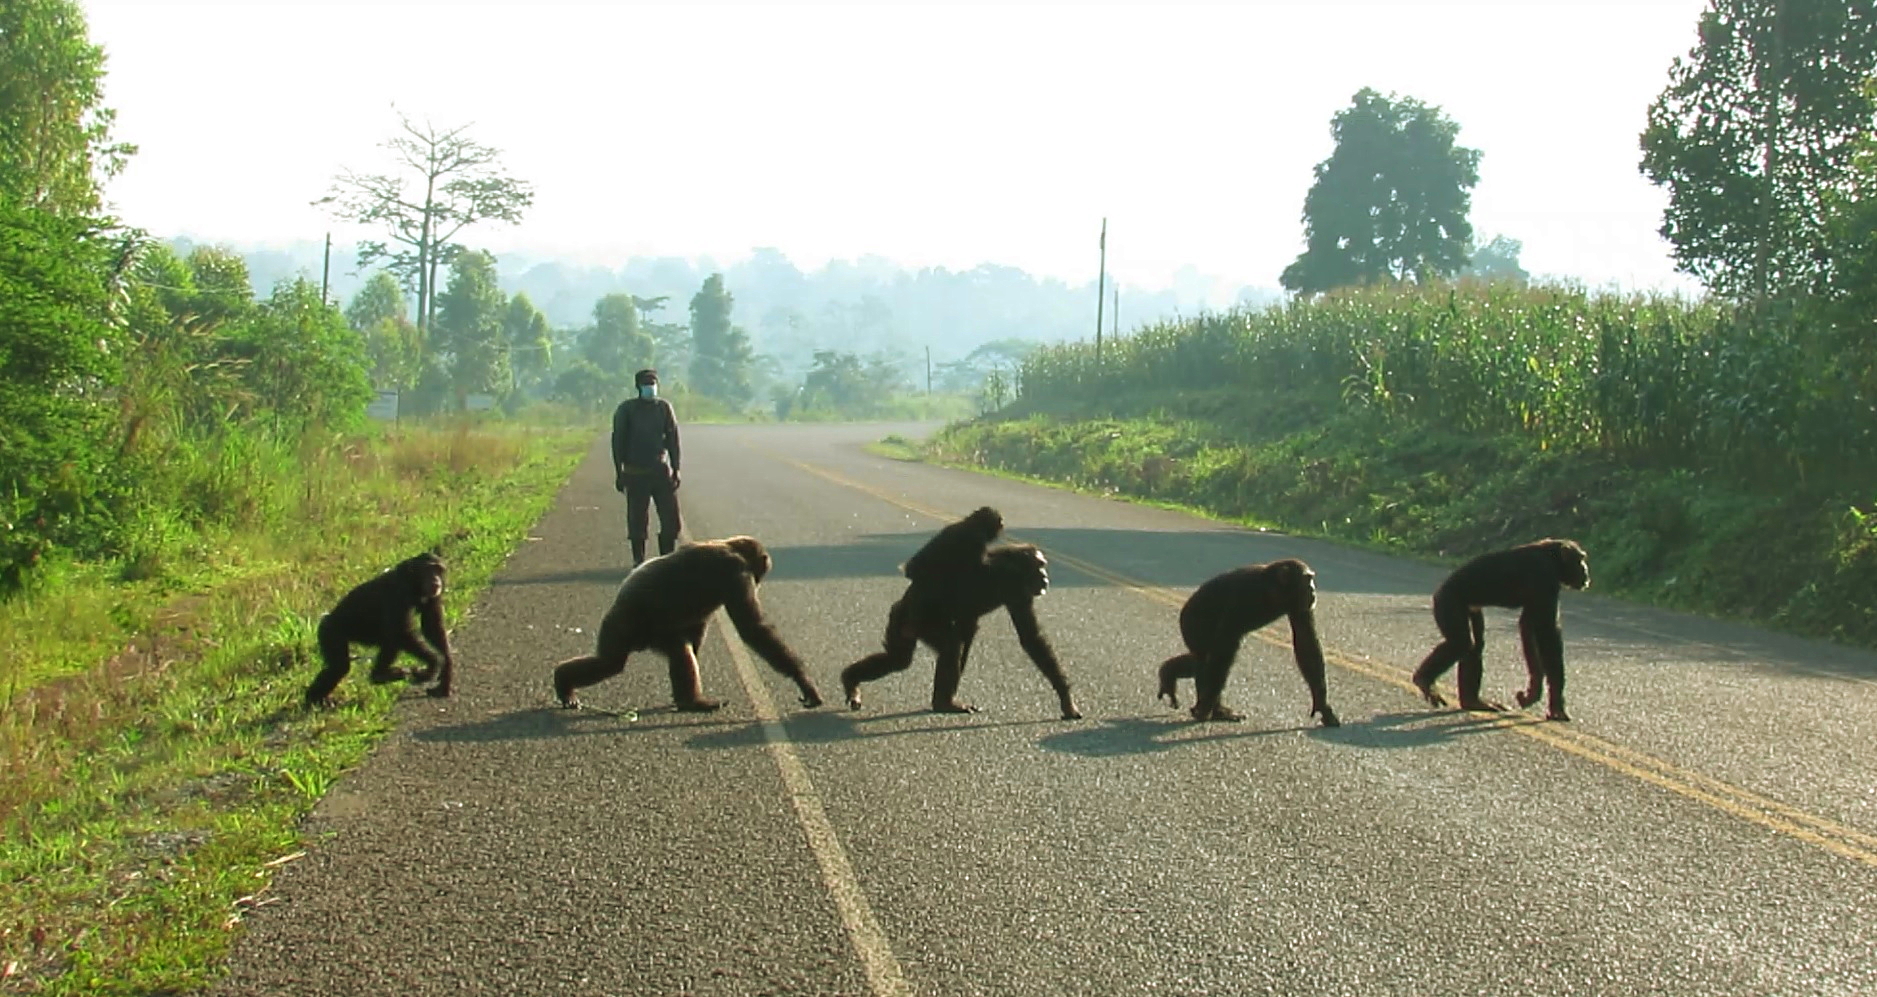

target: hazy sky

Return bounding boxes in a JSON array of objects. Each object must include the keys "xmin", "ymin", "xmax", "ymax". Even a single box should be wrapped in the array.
[{"xmin": 82, "ymin": 1, "xmax": 1712, "ymax": 300}]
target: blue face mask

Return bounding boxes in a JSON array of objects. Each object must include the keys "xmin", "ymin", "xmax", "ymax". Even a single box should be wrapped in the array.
[{"xmin": 638, "ymin": 384, "xmax": 657, "ymax": 399}]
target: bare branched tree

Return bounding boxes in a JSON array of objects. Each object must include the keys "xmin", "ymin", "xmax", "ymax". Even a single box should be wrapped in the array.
[{"xmin": 314, "ymin": 110, "xmax": 533, "ymax": 336}]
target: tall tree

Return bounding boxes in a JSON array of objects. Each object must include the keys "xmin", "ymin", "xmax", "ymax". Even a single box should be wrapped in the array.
[
  {"xmin": 689, "ymin": 273, "xmax": 754, "ymax": 406},
  {"xmin": 634, "ymin": 295, "xmax": 690, "ymax": 381},
  {"xmin": 433, "ymin": 250, "xmax": 510, "ymax": 403},
  {"xmin": 0, "ymin": 0, "xmax": 135, "ymax": 216},
  {"xmin": 1640, "ymin": 0, "xmax": 1877, "ymax": 301},
  {"xmin": 503, "ymin": 291, "xmax": 553, "ymax": 393},
  {"xmin": 316, "ymin": 112, "xmax": 533, "ymax": 339},
  {"xmin": 582, "ymin": 293, "xmax": 654, "ymax": 381},
  {"xmin": 345, "ymin": 271, "xmax": 421, "ymax": 390},
  {"xmin": 1280, "ymin": 88, "xmax": 1481, "ymax": 295}
]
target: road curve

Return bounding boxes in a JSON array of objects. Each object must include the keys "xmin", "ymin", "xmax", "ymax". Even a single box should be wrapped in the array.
[{"xmin": 209, "ymin": 422, "xmax": 1877, "ymax": 997}]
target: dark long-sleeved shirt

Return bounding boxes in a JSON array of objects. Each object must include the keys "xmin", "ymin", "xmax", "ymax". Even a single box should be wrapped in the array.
[{"xmin": 611, "ymin": 396, "xmax": 681, "ymax": 473}]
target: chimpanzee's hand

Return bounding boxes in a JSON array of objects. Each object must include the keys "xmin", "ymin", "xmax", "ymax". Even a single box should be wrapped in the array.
[
  {"xmin": 670, "ymin": 469, "xmax": 682, "ymax": 491},
  {"xmin": 614, "ymin": 468, "xmax": 628, "ymax": 493}
]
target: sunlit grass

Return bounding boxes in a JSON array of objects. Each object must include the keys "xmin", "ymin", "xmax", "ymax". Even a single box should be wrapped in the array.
[
  {"xmin": 0, "ymin": 415, "xmax": 589, "ymax": 994},
  {"xmin": 933, "ymin": 396, "xmax": 1877, "ymax": 651},
  {"xmin": 864, "ymin": 434, "xmax": 926, "ymax": 462}
]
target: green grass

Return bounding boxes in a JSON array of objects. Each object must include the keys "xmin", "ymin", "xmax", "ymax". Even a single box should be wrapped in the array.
[
  {"xmin": 1021, "ymin": 281, "xmax": 1871, "ymax": 478},
  {"xmin": 864, "ymin": 434, "xmax": 927, "ymax": 462},
  {"xmin": 929, "ymin": 402, "xmax": 1877, "ymax": 650},
  {"xmin": 0, "ymin": 418, "xmax": 589, "ymax": 995},
  {"xmin": 959, "ymin": 279, "xmax": 1877, "ymax": 651}
]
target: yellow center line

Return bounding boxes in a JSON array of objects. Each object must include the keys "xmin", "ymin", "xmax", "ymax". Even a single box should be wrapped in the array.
[{"xmin": 780, "ymin": 456, "xmax": 1877, "ymax": 870}]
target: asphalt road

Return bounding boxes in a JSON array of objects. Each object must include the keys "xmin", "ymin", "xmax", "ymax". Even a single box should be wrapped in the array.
[{"xmin": 209, "ymin": 422, "xmax": 1877, "ymax": 997}]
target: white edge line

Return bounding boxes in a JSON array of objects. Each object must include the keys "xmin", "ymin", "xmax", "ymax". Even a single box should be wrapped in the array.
[{"xmin": 713, "ymin": 621, "xmax": 913, "ymax": 997}]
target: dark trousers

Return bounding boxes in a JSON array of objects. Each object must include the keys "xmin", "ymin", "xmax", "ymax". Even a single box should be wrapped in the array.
[{"xmin": 624, "ymin": 471, "xmax": 682, "ymax": 560}]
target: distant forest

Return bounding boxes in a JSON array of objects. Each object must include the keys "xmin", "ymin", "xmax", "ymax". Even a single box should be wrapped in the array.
[{"xmin": 205, "ymin": 239, "xmax": 1282, "ymax": 381}]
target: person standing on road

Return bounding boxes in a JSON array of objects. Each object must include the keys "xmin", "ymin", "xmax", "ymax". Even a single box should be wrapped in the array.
[{"xmin": 611, "ymin": 368, "xmax": 683, "ymax": 567}]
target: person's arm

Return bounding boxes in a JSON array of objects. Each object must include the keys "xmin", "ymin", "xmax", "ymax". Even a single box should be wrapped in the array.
[
  {"xmin": 611, "ymin": 402, "xmax": 631, "ymax": 470},
  {"xmin": 611, "ymin": 402, "xmax": 632, "ymax": 492},
  {"xmin": 664, "ymin": 400, "xmax": 682, "ymax": 476}
]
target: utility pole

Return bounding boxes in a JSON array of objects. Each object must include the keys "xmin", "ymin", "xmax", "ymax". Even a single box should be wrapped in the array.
[
  {"xmin": 1095, "ymin": 217, "xmax": 1107, "ymax": 363},
  {"xmin": 925, "ymin": 345, "xmax": 932, "ymax": 395},
  {"xmin": 320, "ymin": 232, "xmax": 332, "ymax": 306}
]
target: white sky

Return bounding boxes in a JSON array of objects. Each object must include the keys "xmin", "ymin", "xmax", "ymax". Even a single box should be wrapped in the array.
[{"xmin": 82, "ymin": 0, "xmax": 1712, "ymax": 300}]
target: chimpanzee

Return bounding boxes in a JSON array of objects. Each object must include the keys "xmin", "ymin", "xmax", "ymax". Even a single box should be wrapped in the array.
[
  {"xmin": 843, "ymin": 542, "xmax": 1082, "ymax": 720},
  {"xmin": 552, "ymin": 535, "xmax": 822, "ymax": 712},
  {"xmin": 1156, "ymin": 558, "xmax": 1338, "ymax": 726},
  {"xmin": 305, "ymin": 551, "xmax": 455, "ymax": 708},
  {"xmin": 1410, "ymin": 538, "xmax": 1590, "ymax": 722},
  {"xmin": 896, "ymin": 506, "xmax": 1005, "ymax": 641}
]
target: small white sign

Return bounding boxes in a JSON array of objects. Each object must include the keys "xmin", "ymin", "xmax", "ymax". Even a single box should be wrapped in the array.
[
  {"xmin": 365, "ymin": 390, "xmax": 399, "ymax": 420},
  {"xmin": 465, "ymin": 393, "xmax": 497, "ymax": 412}
]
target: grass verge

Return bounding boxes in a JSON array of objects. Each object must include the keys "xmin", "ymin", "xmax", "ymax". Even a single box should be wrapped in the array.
[
  {"xmin": 862, "ymin": 434, "xmax": 926, "ymax": 462},
  {"xmin": 921, "ymin": 402, "xmax": 1877, "ymax": 650},
  {"xmin": 0, "ymin": 420, "xmax": 590, "ymax": 995}
]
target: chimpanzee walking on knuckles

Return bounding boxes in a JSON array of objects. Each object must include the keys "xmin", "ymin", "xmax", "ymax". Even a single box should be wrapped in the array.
[
  {"xmin": 612, "ymin": 368, "xmax": 683, "ymax": 567},
  {"xmin": 304, "ymin": 552, "xmax": 455, "ymax": 708},
  {"xmin": 552, "ymin": 536, "xmax": 822, "ymax": 713},
  {"xmin": 1411, "ymin": 538, "xmax": 1590, "ymax": 721}
]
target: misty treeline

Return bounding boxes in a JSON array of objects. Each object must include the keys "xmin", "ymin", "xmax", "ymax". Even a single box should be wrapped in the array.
[
  {"xmin": 322, "ymin": 250, "xmax": 1024, "ymax": 422},
  {"xmin": 228, "ymin": 239, "xmax": 1264, "ymax": 420},
  {"xmin": 1023, "ymin": 0, "xmax": 1877, "ymax": 484}
]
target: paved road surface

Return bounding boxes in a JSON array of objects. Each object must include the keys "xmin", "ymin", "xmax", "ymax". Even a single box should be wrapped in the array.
[{"xmin": 210, "ymin": 423, "xmax": 1877, "ymax": 997}]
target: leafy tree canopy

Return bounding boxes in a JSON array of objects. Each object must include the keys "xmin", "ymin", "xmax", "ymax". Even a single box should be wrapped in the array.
[
  {"xmin": 1461, "ymin": 234, "xmax": 1530, "ymax": 284},
  {"xmin": 689, "ymin": 273, "xmax": 754, "ymax": 406},
  {"xmin": 583, "ymin": 292, "xmax": 653, "ymax": 381},
  {"xmin": 226, "ymin": 278, "xmax": 371, "ymax": 432},
  {"xmin": 1640, "ymin": 0, "xmax": 1877, "ymax": 300},
  {"xmin": 504, "ymin": 292, "xmax": 552, "ymax": 379},
  {"xmin": 0, "ymin": 0, "xmax": 134, "ymax": 216},
  {"xmin": 1281, "ymin": 88, "xmax": 1481, "ymax": 295},
  {"xmin": 184, "ymin": 246, "xmax": 253, "ymax": 325},
  {"xmin": 434, "ymin": 249, "xmax": 511, "ymax": 399},
  {"xmin": 345, "ymin": 271, "xmax": 409, "ymax": 329}
]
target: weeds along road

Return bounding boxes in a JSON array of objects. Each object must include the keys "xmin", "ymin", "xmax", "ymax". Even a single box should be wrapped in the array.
[{"xmin": 210, "ymin": 422, "xmax": 1877, "ymax": 997}]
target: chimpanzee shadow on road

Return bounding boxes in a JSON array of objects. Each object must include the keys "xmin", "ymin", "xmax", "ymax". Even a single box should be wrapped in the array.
[
  {"xmin": 411, "ymin": 704, "xmax": 752, "ymax": 744},
  {"xmin": 684, "ymin": 708, "xmax": 1074, "ymax": 751},
  {"xmin": 1034, "ymin": 707, "xmax": 1543, "ymax": 757},
  {"xmin": 1329, "ymin": 709, "xmax": 1549, "ymax": 749},
  {"xmin": 1037, "ymin": 714, "xmax": 1324, "ymax": 757}
]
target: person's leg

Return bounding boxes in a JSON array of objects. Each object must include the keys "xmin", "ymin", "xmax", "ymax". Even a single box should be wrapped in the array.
[
  {"xmin": 652, "ymin": 475, "xmax": 683, "ymax": 556},
  {"xmin": 624, "ymin": 477, "xmax": 652, "ymax": 565}
]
